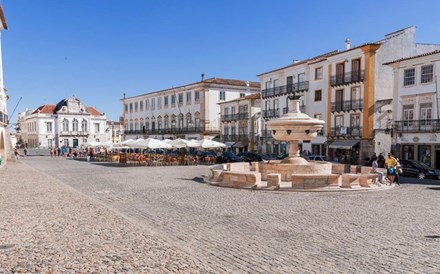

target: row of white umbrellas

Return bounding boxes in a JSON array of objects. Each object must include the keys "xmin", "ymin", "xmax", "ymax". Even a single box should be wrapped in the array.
[{"xmin": 83, "ymin": 138, "xmax": 226, "ymax": 149}]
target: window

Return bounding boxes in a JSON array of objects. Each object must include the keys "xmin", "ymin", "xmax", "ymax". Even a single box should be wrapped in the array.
[
  {"xmin": 231, "ymin": 106, "xmax": 236, "ymax": 115},
  {"xmin": 336, "ymin": 63, "xmax": 345, "ymax": 84},
  {"xmin": 195, "ymin": 91, "xmax": 200, "ymax": 103},
  {"xmin": 171, "ymin": 95, "xmax": 176, "ymax": 105},
  {"xmin": 157, "ymin": 97, "xmax": 162, "ymax": 109},
  {"xmin": 129, "ymin": 103, "xmax": 133, "ymax": 112},
  {"xmin": 420, "ymin": 102, "xmax": 432, "ymax": 126},
  {"xmin": 151, "ymin": 98, "xmax": 156, "ymax": 110},
  {"xmin": 315, "ymin": 67, "xmax": 323, "ymax": 80},
  {"xmin": 314, "ymin": 90, "xmax": 322, "ymax": 101},
  {"xmin": 72, "ymin": 119, "xmax": 79, "ymax": 131},
  {"xmin": 186, "ymin": 92, "xmax": 192, "ymax": 105},
  {"xmin": 146, "ymin": 99, "xmax": 150, "ymax": 111},
  {"xmin": 335, "ymin": 115, "xmax": 344, "ymax": 136},
  {"xmin": 314, "ymin": 114, "xmax": 322, "ymax": 120},
  {"xmin": 335, "ymin": 89, "xmax": 344, "ymax": 111},
  {"xmin": 403, "ymin": 104, "xmax": 414, "ymax": 127},
  {"xmin": 404, "ymin": 68, "xmax": 415, "ymax": 86},
  {"xmin": 219, "ymin": 91, "xmax": 226, "ymax": 101},
  {"xmin": 224, "ymin": 107, "xmax": 229, "ymax": 115},
  {"xmin": 134, "ymin": 102, "xmax": 138, "ymax": 112},
  {"xmin": 62, "ymin": 119, "xmax": 69, "ymax": 132},
  {"xmin": 286, "ymin": 76, "xmax": 293, "ymax": 92},
  {"xmin": 46, "ymin": 122, "xmax": 52, "ymax": 133},
  {"xmin": 178, "ymin": 93, "xmax": 183, "ymax": 105},
  {"xmin": 351, "ymin": 59, "xmax": 361, "ymax": 81},
  {"xmin": 81, "ymin": 120, "xmax": 88, "ymax": 132},
  {"xmin": 421, "ymin": 65, "xmax": 433, "ymax": 83},
  {"xmin": 240, "ymin": 93, "xmax": 245, "ymax": 98},
  {"xmin": 350, "ymin": 114, "xmax": 361, "ymax": 136},
  {"xmin": 124, "ymin": 104, "xmax": 128, "ymax": 112},
  {"xmin": 164, "ymin": 96, "xmax": 169, "ymax": 107},
  {"xmin": 140, "ymin": 101, "xmax": 144, "ymax": 111},
  {"xmin": 94, "ymin": 123, "xmax": 100, "ymax": 133}
]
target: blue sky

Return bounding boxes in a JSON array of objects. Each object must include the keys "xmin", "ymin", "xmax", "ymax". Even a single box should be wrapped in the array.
[{"xmin": 4, "ymin": 0, "xmax": 440, "ymax": 124}]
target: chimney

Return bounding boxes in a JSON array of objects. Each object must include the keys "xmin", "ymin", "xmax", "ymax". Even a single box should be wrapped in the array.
[
  {"xmin": 201, "ymin": 73, "xmax": 205, "ymax": 81},
  {"xmin": 345, "ymin": 39, "xmax": 351, "ymax": 50}
]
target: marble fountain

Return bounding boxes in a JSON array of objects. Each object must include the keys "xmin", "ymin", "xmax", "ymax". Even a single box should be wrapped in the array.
[{"xmin": 206, "ymin": 96, "xmax": 391, "ymax": 191}]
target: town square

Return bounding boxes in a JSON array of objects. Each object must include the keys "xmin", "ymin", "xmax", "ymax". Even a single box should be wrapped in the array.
[{"xmin": 1, "ymin": 1, "xmax": 440, "ymax": 273}]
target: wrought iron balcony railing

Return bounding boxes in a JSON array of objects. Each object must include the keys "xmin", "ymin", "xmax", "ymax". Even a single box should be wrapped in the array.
[
  {"xmin": 331, "ymin": 70, "xmax": 364, "ymax": 86},
  {"xmin": 330, "ymin": 127, "xmax": 362, "ymax": 137},
  {"xmin": 331, "ymin": 99, "xmax": 363, "ymax": 113},
  {"xmin": 125, "ymin": 126, "xmax": 220, "ymax": 136},
  {"xmin": 394, "ymin": 119, "xmax": 440, "ymax": 133},
  {"xmin": 221, "ymin": 134, "xmax": 249, "ymax": 142},
  {"xmin": 261, "ymin": 81, "xmax": 309, "ymax": 99},
  {"xmin": 262, "ymin": 108, "xmax": 280, "ymax": 119}
]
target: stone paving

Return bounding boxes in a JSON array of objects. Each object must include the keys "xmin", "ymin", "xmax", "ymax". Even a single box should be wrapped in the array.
[{"xmin": 2, "ymin": 157, "xmax": 440, "ymax": 273}]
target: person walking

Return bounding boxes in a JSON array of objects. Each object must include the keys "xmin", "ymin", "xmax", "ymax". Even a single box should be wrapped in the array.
[
  {"xmin": 385, "ymin": 153, "xmax": 398, "ymax": 185},
  {"xmin": 24, "ymin": 147, "xmax": 28, "ymax": 157}
]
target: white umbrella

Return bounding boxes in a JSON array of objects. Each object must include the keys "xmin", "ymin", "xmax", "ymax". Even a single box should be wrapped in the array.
[
  {"xmin": 83, "ymin": 141, "xmax": 104, "ymax": 147},
  {"xmin": 170, "ymin": 138, "xmax": 200, "ymax": 148},
  {"xmin": 198, "ymin": 139, "xmax": 226, "ymax": 149},
  {"xmin": 131, "ymin": 138, "xmax": 172, "ymax": 149},
  {"xmin": 163, "ymin": 138, "xmax": 173, "ymax": 143},
  {"xmin": 121, "ymin": 139, "xmax": 135, "ymax": 146}
]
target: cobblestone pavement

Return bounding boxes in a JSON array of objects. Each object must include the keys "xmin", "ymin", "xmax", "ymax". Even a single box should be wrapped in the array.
[
  {"xmin": 3, "ymin": 157, "xmax": 440, "ymax": 273},
  {"xmin": 0, "ymin": 161, "xmax": 216, "ymax": 273}
]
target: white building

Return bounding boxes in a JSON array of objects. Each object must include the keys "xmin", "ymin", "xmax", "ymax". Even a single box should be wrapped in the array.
[
  {"xmin": 123, "ymin": 77, "xmax": 260, "ymax": 141},
  {"xmin": 385, "ymin": 50, "xmax": 440, "ymax": 168},
  {"xmin": 17, "ymin": 97, "xmax": 107, "ymax": 149},
  {"xmin": 258, "ymin": 26, "xmax": 440, "ymax": 164},
  {"xmin": 0, "ymin": 6, "xmax": 7, "ymax": 164},
  {"xmin": 218, "ymin": 93, "xmax": 261, "ymax": 153},
  {"xmin": 105, "ymin": 120, "xmax": 124, "ymax": 144}
]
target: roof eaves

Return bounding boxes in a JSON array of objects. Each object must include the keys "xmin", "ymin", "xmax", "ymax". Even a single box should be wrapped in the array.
[{"xmin": 383, "ymin": 50, "xmax": 440, "ymax": 65}]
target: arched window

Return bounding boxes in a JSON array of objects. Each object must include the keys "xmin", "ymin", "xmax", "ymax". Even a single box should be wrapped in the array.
[
  {"xmin": 178, "ymin": 113, "xmax": 184, "ymax": 128},
  {"xmin": 157, "ymin": 116, "xmax": 162, "ymax": 130},
  {"xmin": 171, "ymin": 114, "xmax": 177, "ymax": 129},
  {"xmin": 72, "ymin": 119, "xmax": 79, "ymax": 132},
  {"xmin": 62, "ymin": 119, "xmax": 69, "ymax": 132},
  {"xmin": 135, "ymin": 119, "xmax": 139, "ymax": 130},
  {"xmin": 186, "ymin": 112, "xmax": 192, "ymax": 128},
  {"xmin": 145, "ymin": 118, "xmax": 150, "ymax": 131},
  {"xmin": 164, "ymin": 115, "xmax": 169, "ymax": 129},
  {"xmin": 81, "ymin": 120, "xmax": 88, "ymax": 132},
  {"xmin": 194, "ymin": 112, "xmax": 201, "ymax": 128}
]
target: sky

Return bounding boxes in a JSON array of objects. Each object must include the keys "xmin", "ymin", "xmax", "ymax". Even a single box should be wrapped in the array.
[{"xmin": 3, "ymin": 0, "xmax": 440, "ymax": 125}]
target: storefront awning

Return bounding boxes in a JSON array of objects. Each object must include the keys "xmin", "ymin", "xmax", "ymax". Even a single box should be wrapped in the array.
[{"xmin": 328, "ymin": 140, "xmax": 359, "ymax": 149}]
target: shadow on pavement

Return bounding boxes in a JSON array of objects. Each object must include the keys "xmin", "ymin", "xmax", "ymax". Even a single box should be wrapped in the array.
[{"xmin": 177, "ymin": 177, "xmax": 206, "ymax": 184}]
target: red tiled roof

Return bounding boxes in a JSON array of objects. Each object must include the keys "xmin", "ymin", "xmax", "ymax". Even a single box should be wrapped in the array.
[
  {"xmin": 86, "ymin": 106, "xmax": 102, "ymax": 116},
  {"xmin": 32, "ymin": 105, "xmax": 56, "ymax": 114},
  {"xmin": 383, "ymin": 50, "xmax": 440, "ymax": 65},
  {"xmin": 244, "ymin": 93, "xmax": 260, "ymax": 99},
  {"xmin": 202, "ymin": 78, "xmax": 260, "ymax": 88}
]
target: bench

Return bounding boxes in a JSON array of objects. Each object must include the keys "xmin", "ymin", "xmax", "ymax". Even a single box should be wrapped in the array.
[
  {"xmin": 291, "ymin": 174, "xmax": 341, "ymax": 189},
  {"xmin": 222, "ymin": 171, "xmax": 261, "ymax": 188}
]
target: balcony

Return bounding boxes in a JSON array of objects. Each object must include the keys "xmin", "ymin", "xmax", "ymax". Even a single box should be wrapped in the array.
[
  {"xmin": 221, "ymin": 113, "xmax": 248, "ymax": 122},
  {"xmin": 331, "ymin": 70, "xmax": 364, "ymax": 87},
  {"xmin": 394, "ymin": 119, "xmax": 440, "ymax": 133},
  {"xmin": 59, "ymin": 131, "xmax": 89, "ymax": 137},
  {"xmin": 262, "ymin": 129, "xmax": 273, "ymax": 139},
  {"xmin": 261, "ymin": 81, "xmax": 309, "ymax": 99},
  {"xmin": 262, "ymin": 108, "xmax": 280, "ymax": 119},
  {"xmin": 282, "ymin": 105, "xmax": 306, "ymax": 114},
  {"xmin": 331, "ymin": 99, "xmax": 363, "ymax": 113},
  {"xmin": 238, "ymin": 112, "xmax": 249, "ymax": 120},
  {"xmin": 125, "ymin": 126, "xmax": 220, "ymax": 136},
  {"xmin": 221, "ymin": 134, "xmax": 249, "ymax": 142},
  {"xmin": 330, "ymin": 127, "xmax": 362, "ymax": 138}
]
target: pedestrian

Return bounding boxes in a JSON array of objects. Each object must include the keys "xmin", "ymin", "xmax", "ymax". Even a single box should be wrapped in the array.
[
  {"xmin": 57, "ymin": 147, "xmax": 61, "ymax": 157},
  {"xmin": 370, "ymin": 158, "xmax": 384, "ymax": 185},
  {"xmin": 24, "ymin": 147, "xmax": 28, "ymax": 157},
  {"xmin": 385, "ymin": 153, "xmax": 398, "ymax": 185},
  {"xmin": 395, "ymin": 157, "xmax": 402, "ymax": 186},
  {"xmin": 14, "ymin": 148, "xmax": 19, "ymax": 158}
]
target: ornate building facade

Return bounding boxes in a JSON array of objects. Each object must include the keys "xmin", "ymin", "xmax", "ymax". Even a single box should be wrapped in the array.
[
  {"xmin": 123, "ymin": 77, "xmax": 260, "ymax": 140},
  {"xmin": 0, "ymin": 6, "xmax": 8, "ymax": 163},
  {"xmin": 17, "ymin": 97, "xmax": 107, "ymax": 149}
]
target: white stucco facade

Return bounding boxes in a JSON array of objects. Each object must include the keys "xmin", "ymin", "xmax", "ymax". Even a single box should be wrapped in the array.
[
  {"xmin": 17, "ymin": 97, "xmax": 107, "ymax": 149},
  {"xmin": 258, "ymin": 26, "xmax": 440, "ymax": 164},
  {"xmin": 218, "ymin": 93, "xmax": 261, "ymax": 153},
  {"xmin": 0, "ymin": 6, "xmax": 7, "ymax": 164},
  {"xmin": 386, "ymin": 50, "xmax": 440, "ymax": 168},
  {"xmin": 122, "ymin": 78, "xmax": 260, "ymax": 141}
]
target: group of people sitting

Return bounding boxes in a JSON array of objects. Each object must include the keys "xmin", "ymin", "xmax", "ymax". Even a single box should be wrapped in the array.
[{"xmin": 371, "ymin": 152, "xmax": 401, "ymax": 186}]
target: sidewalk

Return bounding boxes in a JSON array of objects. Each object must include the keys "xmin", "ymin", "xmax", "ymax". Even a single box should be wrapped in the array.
[{"xmin": 0, "ymin": 161, "xmax": 214, "ymax": 273}]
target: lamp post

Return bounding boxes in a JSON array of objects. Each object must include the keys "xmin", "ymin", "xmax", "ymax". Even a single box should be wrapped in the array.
[{"xmin": 111, "ymin": 121, "xmax": 115, "ymax": 143}]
